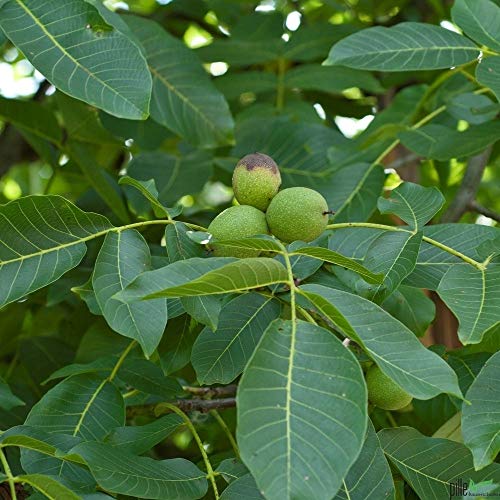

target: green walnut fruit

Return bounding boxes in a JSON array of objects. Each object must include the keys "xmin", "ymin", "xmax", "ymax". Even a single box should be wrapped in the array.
[
  {"xmin": 208, "ymin": 205, "xmax": 268, "ymax": 258},
  {"xmin": 266, "ymin": 187, "xmax": 329, "ymax": 243},
  {"xmin": 232, "ymin": 153, "xmax": 281, "ymax": 211},
  {"xmin": 366, "ymin": 366, "xmax": 413, "ymax": 411}
]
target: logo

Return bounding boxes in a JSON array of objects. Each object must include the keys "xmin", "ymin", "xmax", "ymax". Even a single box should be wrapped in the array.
[{"xmin": 449, "ymin": 479, "xmax": 499, "ymax": 498}]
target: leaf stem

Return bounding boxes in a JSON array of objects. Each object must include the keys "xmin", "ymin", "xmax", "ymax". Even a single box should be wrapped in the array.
[
  {"xmin": 327, "ymin": 222, "xmax": 484, "ymax": 270},
  {"xmin": 108, "ymin": 341, "xmax": 136, "ymax": 381},
  {"xmin": 0, "ymin": 448, "xmax": 17, "ymax": 500},
  {"xmin": 210, "ymin": 410, "xmax": 239, "ymax": 459},
  {"xmin": 157, "ymin": 403, "xmax": 219, "ymax": 499},
  {"xmin": 297, "ymin": 305, "xmax": 317, "ymax": 325},
  {"xmin": 386, "ymin": 411, "xmax": 398, "ymax": 428}
]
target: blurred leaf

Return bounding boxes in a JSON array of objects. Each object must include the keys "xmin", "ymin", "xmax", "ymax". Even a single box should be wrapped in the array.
[
  {"xmin": 0, "ymin": 0, "xmax": 151, "ymax": 118},
  {"xmin": 285, "ymin": 65, "xmax": 383, "ymax": 94},
  {"xmin": 238, "ymin": 319, "xmax": 367, "ymax": 500},
  {"xmin": 448, "ymin": 352, "xmax": 491, "ymax": 397},
  {"xmin": 0, "ymin": 96, "xmax": 62, "ymax": 145},
  {"xmin": 326, "ymin": 23, "xmax": 479, "ymax": 71},
  {"xmin": 55, "ymin": 93, "xmax": 118, "ymax": 145},
  {"xmin": 447, "ymin": 93, "xmax": 499, "ymax": 124},
  {"xmin": 215, "ymin": 71, "xmax": 277, "ymax": 100},
  {"xmin": 399, "ymin": 122, "xmax": 500, "ymax": 160},
  {"xmin": 191, "ymin": 293, "xmax": 280, "ymax": 384},
  {"xmin": 0, "ymin": 378, "xmax": 24, "ymax": 411},
  {"xmin": 462, "ymin": 351, "xmax": 500, "ymax": 469},
  {"xmin": 300, "ymin": 285, "xmax": 462, "ymax": 400},
  {"xmin": 126, "ymin": 151, "xmax": 213, "ymax": 207},
  {"xmin": 126, "ymin": 15, "xmax": 234, "ymax": 147},
  {"xmin": 66, "ymin": 141, "xmax": 129, "ymax": 223}
]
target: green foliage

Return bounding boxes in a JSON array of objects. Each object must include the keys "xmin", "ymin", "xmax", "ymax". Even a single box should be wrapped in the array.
[{"xmin": 0, "ymin": 0, "xmax": 499, "ymax": 499}]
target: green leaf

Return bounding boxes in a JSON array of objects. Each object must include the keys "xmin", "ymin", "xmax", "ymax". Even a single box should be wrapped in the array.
[
  {"xmin": 290, "ymin": 247, "xmax": 383, "ymax": 284},
  {"xmin": 476, "ymin": 57, "xmax": 500, "ymax": 102},
  {"xmin": 17, "ymin": 474, "xmax": 81, "ymax": 500},
  {"xmin": 144, "ymin": 258, "xmax": 288, "ymax": 299},
  {"xmin": 105, "ymin": 414, "xmax": 183, "ymax": 455},
  {"xmin": 0, "ymin": 0, "xmax": 151, "ymax": 119},
  {"xmin": 452, "ymin": 0, "xmax": 500, "ymax": 52},
  {"xmin": 237, "ymin": 319, "xmax": 367, "ymax": 500},
  {"xmin": 363, "ymin": 231, "xmax": 423, "ymax": 302},
  {"xmin": 126, "ymin": 151, "xmax": 213, "ymax": 207},
  {"xmin": 0, "ymin": 96, "xmax": 62, "ymax": 146},
  {"xmin": 0, "ymin": 426, "xmax": 57, "ymax": 456},
  {"xmin": 299, "ymin": 285, "xmax": 462, "ymax": 400},
  {"xmin": 126, "ymin": 15, "xmax": 234, "ymax": 148},
  {"xmin": 118, "ymin": 177, "xmax": 172, "ymax": 219},
  {"xmin": 93, "ymin": 230, "xmax": 167, "ymax": 357},
  {"xmin": 191, "ymin": 293, "xmax": 280, "ymax": 385},
  {"xmin": 0, "ymin": 378, "xmax": 24, "ymax": 410},
  {"xmin": 216, "ymin": 459, "xmax": 249, "ymax": 484},
  {"xmin": 71, "ymin": 277, "xmax": 101, "ymax": 315},
  {"xmin": 334, "ymin": 421, "xmax": 394, "ymax": 500},
  {"xmin": 326, "ymin": 22, "xmax": 479, "ymax": 71},
  {"xmin": 25, "ymin": 373, "xmax": 124, "ymax": 440},
  {"xmin": 448, "ymin": 92, "xmax": 499, "ymax": 124},
  {"xmin": 220, "ymin": 474, "xmax": 263, "ymax": 500},
  {"xmin": 382, "ymin": 285, "xmax": 436, "ymax": 337},
  {"xmin": 462, "ymin": 351, "xmax": 500, "ymax": 469},
  {"xmin": 159, "ymin": 315, "xmax": 200, "ymax": 375},
  {"xmin": 448, "ymin": 352, "xmax": 491, "ymax": 396},
  {"xmin": 399, "ymin": 122, "xmax": 500, "ymax": 160},
  {"xmin": 378, "ymin": 182, "xmax": 445, "ymax": 230},
  {"xmin": 284, "ymin": 65, "xmax": 383, "ymax": 94},
  {"xmin": 55, "ymin": 92, "xmax": 118, "ymax": 145},
  {"xmin": 44, "ymin": 357, "xmax": 114, "ymax": 384},
  {"xmin": 437, "ymin": 263, "xmax": 500, "ymax": 344},
  {"xmin": 379, "ymin": 427, "xmax": 500, "ymax": 499},
  {"xmin": 328, "ymin": 163, "xmax": 385, "ymax": 223},
  {"xmin": 408, "ymin": 224, "xmax": 499, "ymax": 290},
  {"xmin": 165, "ymin": 223, "xmax": 205, "ymax": 262},
  {"xmin": 0, "ymin": 195, "xmax": 112, "ymax": 308},
  {"xmin": 66, "ymin": 141, "xmax": 130, "ymax": 224},
  {"xmin": 70, "ymin": 441, "xmax": 208, "ymax": 499},
  {"xmin": 208, "ymin": 236, "xmax": 283, "ymax": 255},
  {"xmin": 117, "ymin": 358, "xmax": 182, "ymax": 399},
  {"xmin": 214, "ymin": 71, "xmax": 277, "ymax": 100}
]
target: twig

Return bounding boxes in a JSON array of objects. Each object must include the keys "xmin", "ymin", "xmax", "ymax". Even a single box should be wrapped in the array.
[
  {"xmin": 441, "ymin": 146, "xmax": 493, "ymax": 222},
  {"xmin": 182, "ymin": 385, "xmax": 237, "ymax": 398},
  {"xmin": 467, "ymin": 200, "xmax": 500, "ymax": 223},
  {"xmin": 175, "ymin": 398, "xmax": 236, "ymax": 413}
]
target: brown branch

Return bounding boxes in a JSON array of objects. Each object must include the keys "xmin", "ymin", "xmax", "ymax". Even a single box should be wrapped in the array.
[
  {"xmin": 182, "ymin": 385, "xmax": 237, "ymax": 398},
  {"xmin": 174, "ymin": 398, "xmax": 236, "ymax": 413},
  {"xmin": 468, "ymin": 200, "xmax": 500, "ymax": 223},
  {"xmin": 441, "ymin": 146, "xmax": 493, "ymax": 223}
]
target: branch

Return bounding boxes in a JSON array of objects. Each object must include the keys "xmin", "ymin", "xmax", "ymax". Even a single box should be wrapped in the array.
[
  {"xmin": 182, "ymin": 385, "xmax": 237, "ymax": 398},
  {"xmin": 468, "ymin": 200, "xmax": 500, "ymax": 223},
  {"xmin": 173, "ymin": 398, "xmax": 236, "ymax": 414},
  {"xmin": 441, "ymin": 146, "xmax": 493, "ymax": 222}
]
